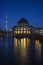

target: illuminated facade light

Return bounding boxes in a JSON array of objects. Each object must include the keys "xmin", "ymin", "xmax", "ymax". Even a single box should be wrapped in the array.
[
  {"xmin": 13, "ymin": 18, "xmax": 31, "ymax": 35},
  {"xmin": 18, "ymin": 31, "xmax": 20, "ymax": 34}
]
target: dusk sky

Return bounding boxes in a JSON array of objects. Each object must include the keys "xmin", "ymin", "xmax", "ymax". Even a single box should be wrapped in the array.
[{"xmin": 0, "ymin": 0, "xmax": 43, "ymax": 29}]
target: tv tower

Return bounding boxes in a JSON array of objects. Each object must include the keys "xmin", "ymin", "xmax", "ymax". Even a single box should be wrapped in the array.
[{"xmin": 5, "ymin": 12, "xmax": 8, "ymax": 31}]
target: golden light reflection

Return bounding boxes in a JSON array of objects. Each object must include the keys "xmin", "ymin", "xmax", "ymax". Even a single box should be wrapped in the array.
[
  {"xmin": 17, "ymin": 39, "xmax": 21, "ymax": 47},
  {"xmin": 14, "ymin": 37, "xmax": 30, "ymax": 48},
  {"xmin": 14, "ymin": 37, "xmax": 31, "ymax": 64},
  {"xmin": 35, "ymin": 40, "xmax": 41, "ymax": 61},
  {"xmin": 27, "ymin": 38, "xmax": 30, "ymax": 47},
  {"xmin": 21, "ymin": 38, "xmax": 30, "ymax": 64},
  {"xmin": 14, "ymin": 38, "xmax": 17, "ymax": 47},
  {"xmin": 21, "ymin": 38, "xmax": 24, "ymax": 48},
  {"xmin": 24, "ymin": 38, "xmax": 26, "ymax": 48}
]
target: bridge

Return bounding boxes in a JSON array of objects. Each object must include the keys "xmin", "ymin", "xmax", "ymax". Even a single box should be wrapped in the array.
[{"xmin": 0, "ymin": 33, "xmax": 43, "ymax": 41}]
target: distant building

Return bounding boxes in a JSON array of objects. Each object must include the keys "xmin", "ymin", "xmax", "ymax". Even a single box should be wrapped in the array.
[
  {"xmin": 0, "ymin": 18, "xmax": 43, "ymax": 36},
  {"xmin": 13, "ymin": 18, "xmax": 43, "ymax": 36},
  {"xmin": 13, "ymin": 18, "xmax": 31, "ymax": 35},
  {"xmin": 36, "ymin": 28, "xmax": 43, "ymax": 35}
]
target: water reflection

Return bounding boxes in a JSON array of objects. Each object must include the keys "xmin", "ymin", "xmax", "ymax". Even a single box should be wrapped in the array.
[
  {"xmin": 14, "ymin": 37, "xmax": 30, "ymax": 65},
  {"xmin": 35, "ymin": 40, "xmax": 41, "ymax": 62},
  {"xmin": 0, "ymin": 36, "xmax": 42, "ymax": 65},
  {"xmin": 14, "ymin": 38, "xmax": 30, "ymax": 48},
  {"xmin": 14, "ymin": 37, "xmax": 41, "ymax": 65},
  {"xmin": 0, "ymin": 36, "xmax": 14, "ymax": 65}
]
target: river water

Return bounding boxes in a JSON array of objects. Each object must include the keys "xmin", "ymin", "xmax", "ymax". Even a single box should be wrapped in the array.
[{"xmin": 0, "ymin": 36, "xmax": 43, "ymax": 65}]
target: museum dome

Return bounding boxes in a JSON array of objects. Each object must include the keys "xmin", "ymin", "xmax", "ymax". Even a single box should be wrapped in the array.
[{"xmin": 18, "ymin": 18, "xmax": 29, "ymax": 24}]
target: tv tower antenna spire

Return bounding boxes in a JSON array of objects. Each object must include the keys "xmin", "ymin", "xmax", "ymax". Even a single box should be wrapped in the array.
[{"xmin": 5, "ymin": 12, "xmax": 8, "ymax": 31}]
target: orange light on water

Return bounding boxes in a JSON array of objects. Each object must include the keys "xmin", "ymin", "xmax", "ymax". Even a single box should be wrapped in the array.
[{"xmin": 35, "ymin": 40, "xmax": 41, "ymax": 61}]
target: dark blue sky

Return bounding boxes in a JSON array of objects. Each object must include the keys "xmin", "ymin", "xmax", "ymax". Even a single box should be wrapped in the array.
[{"xmin": 0, "ymin": 0, "xmax": 43, "ymax": 29}]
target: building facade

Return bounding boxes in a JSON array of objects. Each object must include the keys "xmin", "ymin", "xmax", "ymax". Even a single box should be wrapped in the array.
[
  {"xmin": 13, "ymin": 18, "xmax": 31, "ymax": 35},
  {"xmin": 0, "ymin": 18, "xmax": 43, "ymax": 36},
  {"xmin": 13, "ymin": 18, "xmax": 43, "ymax": 36}
]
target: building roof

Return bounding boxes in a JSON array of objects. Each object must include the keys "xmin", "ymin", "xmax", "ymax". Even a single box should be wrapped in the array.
[{"xmin": 18, "ymin": 18, "xmax": 29, "ymax": 24}]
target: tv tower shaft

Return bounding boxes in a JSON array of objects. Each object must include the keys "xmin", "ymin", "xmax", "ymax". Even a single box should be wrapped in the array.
[{"xmin": 5, "ymin": 13, "xmax": 8, "ymax": 31}]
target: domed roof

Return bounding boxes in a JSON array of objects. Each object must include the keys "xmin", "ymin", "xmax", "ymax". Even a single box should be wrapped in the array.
[{"xmin": 18, "ymin": 18, "xmax": 29, "ymax": 24}]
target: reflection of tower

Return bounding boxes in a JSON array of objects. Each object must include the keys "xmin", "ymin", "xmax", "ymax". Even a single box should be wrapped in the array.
[{"xmin": 5, "ymin": 12, "xmax": 8, "ymax": 31}]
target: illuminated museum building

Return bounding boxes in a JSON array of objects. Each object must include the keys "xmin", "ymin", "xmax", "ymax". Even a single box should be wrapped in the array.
[
  {"xmin": 13, "ymin": 18, "xmax": 31, "ymax": 35},
  {"xmin": 13, "ymin": 18, "xmax": 43, "ymax": 36},
  {"xmin": 0, "ymin": 18, "xmax": 43, "ymax": 36}
]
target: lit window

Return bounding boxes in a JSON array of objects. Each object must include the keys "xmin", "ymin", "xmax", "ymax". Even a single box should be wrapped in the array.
[
  {"xmin": 18, "ymin": 28, "xmax": 20, "ymax": 30},
  {"xmin": 21, "ymin": 30, "xmax": 23, "ymax": 34},
  {"xmin": 20, "ymin": 28, "xmax": 23, "ymax": 34},
  {"xmin": 27, "ymin": 31, "xmax": 28, "ymax": 34},
  {"xmin": 24, "ymin": 28, "xmax": 26, "ymax": 30},
  {"xmin": 18, "ymin": 31, "xmax": 20, "ymax": 34},
  {"xmin": 24, "ymin": 31, "xmax": 26, "ymax": 34},
  {"xmin": 14, "ymin": 31, "xmax": 17, "ymax": 34},
  {"xmin": 27, "ymin": 31, "xmax": 31, "ymax": 34},
  {"xmin": 28, "ymin": 31, "xmax": 31, "ymax": 34},
  {"xmin": 21, "ymin": 28, "xmax": 23, "ymax": 30}
]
